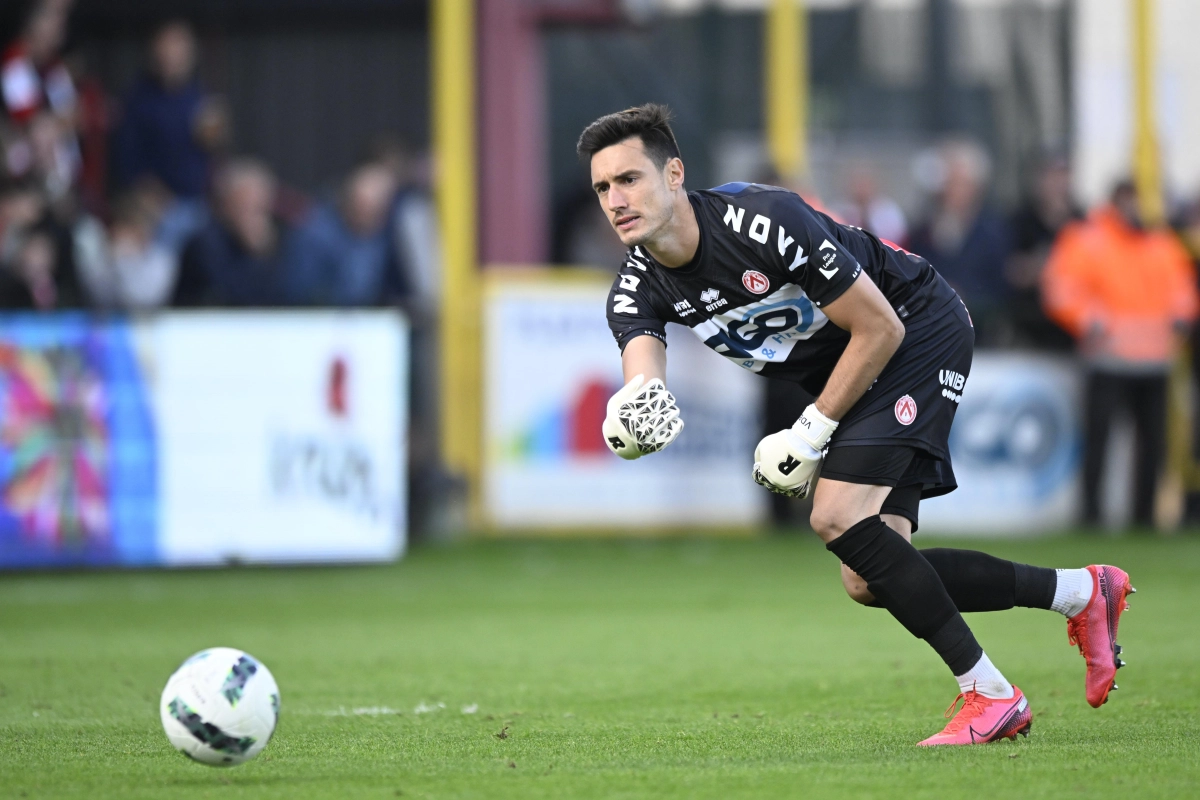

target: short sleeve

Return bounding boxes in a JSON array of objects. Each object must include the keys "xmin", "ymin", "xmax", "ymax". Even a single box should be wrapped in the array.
[
  {"xmin": 606, "ymin": 256, "xmax": 667, "ymax": 351},
  {"xmin": 763, "ymin": 193, "xmax": 862, "ymax": 309}
]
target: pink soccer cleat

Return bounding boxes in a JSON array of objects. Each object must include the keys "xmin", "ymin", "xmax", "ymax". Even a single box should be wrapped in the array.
[
  {"xmin": 1067, "ymin": 564, "xmax": 1135, "ymax": 708},
  {"xmin": 917, "ymin": 686, "xmax": 1033, "ymax": 746}
]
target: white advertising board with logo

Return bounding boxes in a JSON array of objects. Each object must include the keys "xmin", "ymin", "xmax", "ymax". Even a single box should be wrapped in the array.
[
  {"xmin": 484, "ymin": 274, "xmax": 767, "ymax": 530},
  {"xmin": 154, "ymin": 312, "xmax": 408, "ymax": 564},
  {"xmin": 918, "ymin": 353, "xmax": 1081, "ymax": 535}
]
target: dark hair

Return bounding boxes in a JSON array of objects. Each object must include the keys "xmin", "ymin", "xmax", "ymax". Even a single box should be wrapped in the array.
[{"xmin": 576, "ymin": 104, "xmax": 682, "ymax": 169}]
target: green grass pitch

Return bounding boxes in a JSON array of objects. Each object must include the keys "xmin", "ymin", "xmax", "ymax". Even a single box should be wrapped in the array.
[{"xmin": 3, "ymin": 533, "xmax": 1199, "ymax": 799}]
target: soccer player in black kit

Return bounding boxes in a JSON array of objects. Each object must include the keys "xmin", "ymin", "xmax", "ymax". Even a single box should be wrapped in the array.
[{"xmin": 579, "ymin": 104, "xmax": 1135, "ymax": 745}]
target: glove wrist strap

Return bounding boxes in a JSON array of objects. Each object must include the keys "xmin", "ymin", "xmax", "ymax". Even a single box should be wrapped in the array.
[{"xmin": 791, "ymin": 403, "xmax": 838, "ymax": 450}]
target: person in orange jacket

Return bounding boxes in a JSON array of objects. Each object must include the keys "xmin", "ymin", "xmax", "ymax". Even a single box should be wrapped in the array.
[{"xmin": 1042, "ymin": 180, "xmax": 1199, "ymax": 527}]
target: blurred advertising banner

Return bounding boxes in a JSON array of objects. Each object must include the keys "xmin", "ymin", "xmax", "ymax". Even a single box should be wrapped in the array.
[
  {"xmin": 484, "ymin": 272, "xmax": 767, "ymax": 531},
  {"xmin": 919, "ymin": 353, "xmax": 1082, "ymax": 535},
  {"xmin": 0, "ymin": 312, "xmax": 407, "ymax": 568}
]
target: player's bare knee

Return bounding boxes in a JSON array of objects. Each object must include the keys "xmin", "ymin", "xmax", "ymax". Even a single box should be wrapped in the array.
[
  {"xmin": 808, "ymin": 507, "xmax": 839, "ymax": 542},
  {"xmin": 809, "ymin": 506, "xmax": 857, "ymax": 543}
]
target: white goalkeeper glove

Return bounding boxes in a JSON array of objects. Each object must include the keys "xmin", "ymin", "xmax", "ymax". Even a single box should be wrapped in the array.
[
  {"xmin": 601, "ymin": 374, "xmax": 684, "ymax": 460},
  {"xmin": 752, "ymin": 403, "xmax": 839, "ymax": 499}
]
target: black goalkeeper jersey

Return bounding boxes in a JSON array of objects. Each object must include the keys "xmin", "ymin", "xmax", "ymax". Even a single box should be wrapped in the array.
[{"xmin": 605, "ymin": 182, "xmax": 961, "ymax": 396}]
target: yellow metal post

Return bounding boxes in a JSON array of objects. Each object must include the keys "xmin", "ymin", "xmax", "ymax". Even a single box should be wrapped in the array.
[
  {"xmin": 1131, "ymin": 0, "xmax": 1163, "ymax": 226},
  {"xmin": 765, "ymin": 0, "xmax": 807, "ymax": 181},
  {"xmin": 433, "ymin": 0, "xmax": 482, "ymax": 522},
  {"xmin": 1131, "ymin": 0, "xmax": 1192, "ymax": 527}
]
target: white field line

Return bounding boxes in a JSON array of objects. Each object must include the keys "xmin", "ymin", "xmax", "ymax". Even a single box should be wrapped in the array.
[{"xmin": 300, "ymin": 701, "xmax": 483, "ymax": 717}]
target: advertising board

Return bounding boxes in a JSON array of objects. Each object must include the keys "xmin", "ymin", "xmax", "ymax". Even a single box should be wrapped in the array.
[
  {"xmin": 484, "ymin": 274, "xmax": 767, "ymax": 530},
  {"xmin": 483, "ymin": 277, "xmax": 1086, "ymax": 536},
  {"xmin": 0, "ymin": 312, "xmax": 407, "ymax": 568}
]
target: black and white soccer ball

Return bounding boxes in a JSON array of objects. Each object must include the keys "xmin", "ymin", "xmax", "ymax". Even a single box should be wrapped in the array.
[{"xmin": 159, "ymin": 647, "xmax": 280, "ymax": 766}]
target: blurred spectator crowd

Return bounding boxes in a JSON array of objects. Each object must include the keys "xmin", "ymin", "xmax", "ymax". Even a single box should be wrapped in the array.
[
  {"xmin": 844, "ymin": 140, "xmax": 1200, "ymax": 529},
  {"xmin": 760, "ymin": 139, "xmax": 1200, "ymax": 531},
  {"xmin": 0, "ymin": 2, "xmax": 437, "ymax": 316},
  {"xmin": 6, "ymin": 1, "xmax": 1200, "ymax": 532},
  {"xmin": 821, "ymin": 139, "xmax": 1200, "ymax": 362}
]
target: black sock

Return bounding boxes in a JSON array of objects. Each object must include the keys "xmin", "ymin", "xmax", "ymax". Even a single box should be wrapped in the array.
[
  {"xmin": 827, "ymin": 516, "xmax": 983, "ymax": 675},
  {"xmin": 920, "ymin": 548, "xmax": 1058, "ymax": 612},
  {"xmin": 1013, "ymin": 561, "xmax": 1058, "ymax": 609}
]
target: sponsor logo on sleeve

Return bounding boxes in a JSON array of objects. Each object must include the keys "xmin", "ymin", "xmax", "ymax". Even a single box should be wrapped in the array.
[{"xmin": 817, "ymin": 240, "xmax": 839, "ymax": 279}]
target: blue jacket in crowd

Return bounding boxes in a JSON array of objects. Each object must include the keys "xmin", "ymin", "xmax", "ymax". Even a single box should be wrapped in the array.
[
  {"xmin": 909, "ymin": 208, "xmax": 1013, "ymax": 312},
  {"xmin": 285, "ymin": 203, "xmax": 406, "ymax": 306},
  {"xmin": 114, "ymin": 74, "xmax": 211, "ymax": 198},
  {"xmin": 174, "ymin": 220, "xmax": 289, "ymax": 307}
]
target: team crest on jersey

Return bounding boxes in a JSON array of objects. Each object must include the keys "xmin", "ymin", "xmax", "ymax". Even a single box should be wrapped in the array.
[
  {"xmin": 894, "ymin": 395, "xmax": 918, "ymax": 426},
  {"xmin": 742, "ymin": 270, "xmax": 770, "ymax": 295}
]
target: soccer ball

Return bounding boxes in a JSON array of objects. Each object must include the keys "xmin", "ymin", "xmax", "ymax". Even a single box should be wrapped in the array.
[{"xmin": 159, "ymin": 647, "xmax": 280, "ymax": 766}]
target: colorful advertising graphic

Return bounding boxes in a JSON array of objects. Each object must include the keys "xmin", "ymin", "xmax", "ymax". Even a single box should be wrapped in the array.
[
  {"xmin": 0, "ymin": 312, "xmax": 407, "ymax": 568},
  {"xmin": 0, "ymin": 315, "xmax": 156, "ymax": 567},
  {"xmin": 484, "ymin": 275, "xmax": 767, "ymax": 530}
]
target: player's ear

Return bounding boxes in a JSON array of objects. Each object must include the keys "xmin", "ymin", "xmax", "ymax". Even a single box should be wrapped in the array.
[{"xmin": 665, "ymin": 157, "xmax": 685, "ymax": 191}]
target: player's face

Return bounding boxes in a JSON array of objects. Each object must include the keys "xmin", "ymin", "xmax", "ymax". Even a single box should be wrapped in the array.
[{"xmin": 590, "ymin": 137, "xmax": 681, "ymax": 248}]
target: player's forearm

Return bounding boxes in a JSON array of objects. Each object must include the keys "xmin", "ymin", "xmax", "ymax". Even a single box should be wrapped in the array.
[
  {"xmin": 815, "ymin": 324, "xmax": 904, "ymax": 421},
  {"xmin": 622, "ymin": 335, "xmax": 667, "ymax": 383}
]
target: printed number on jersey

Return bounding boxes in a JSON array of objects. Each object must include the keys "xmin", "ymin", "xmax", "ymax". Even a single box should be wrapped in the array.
[{"xmin": 690, "ymin": 284, "xmax": 830, "ymax": 373}]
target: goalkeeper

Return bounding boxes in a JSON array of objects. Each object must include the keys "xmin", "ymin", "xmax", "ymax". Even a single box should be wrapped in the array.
[{"xmin": 580, "ymin": 104, "xmax": 1134, "ymax": 746}]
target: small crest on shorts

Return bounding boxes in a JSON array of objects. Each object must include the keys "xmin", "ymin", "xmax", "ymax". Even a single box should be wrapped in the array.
[
  {"xmin": 742, "ymin": 270, "xmax": 770, "ymax": 295},
  {"xmin": 894, "ymin": 394, "xmax": 918, "ymax": 426}
]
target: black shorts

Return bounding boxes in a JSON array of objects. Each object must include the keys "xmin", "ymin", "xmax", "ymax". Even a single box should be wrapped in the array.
[
  {"xmin": 821, "ymin": 445, "xmax": 946, "ymax": 532},
  {"xmin": 820, "ymin": 297, "xmax": 975, "ymax": 530}
]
